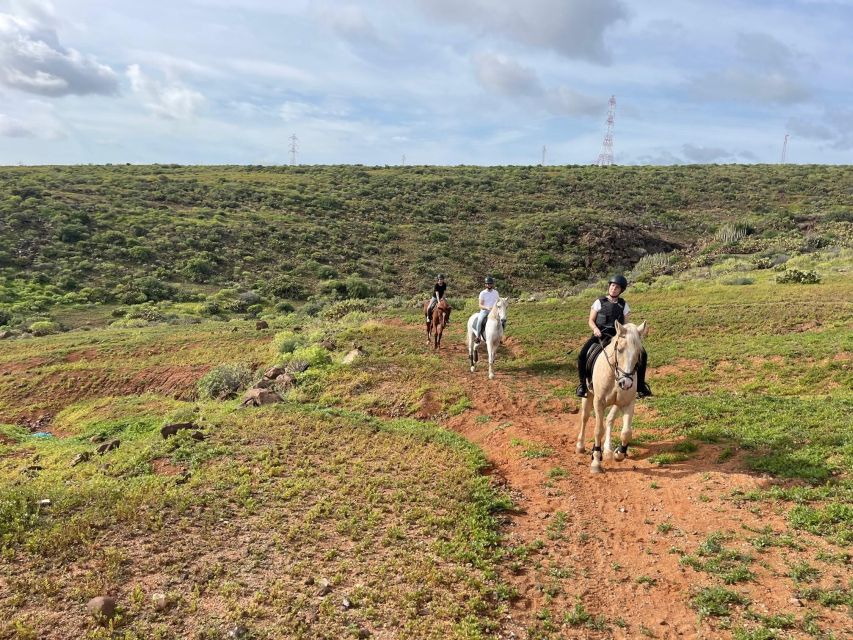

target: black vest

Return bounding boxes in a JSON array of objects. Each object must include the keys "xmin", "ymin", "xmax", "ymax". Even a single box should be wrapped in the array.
[{"xmin": 595, "ymin": 296, "xmax": 626, "ymax": 332}]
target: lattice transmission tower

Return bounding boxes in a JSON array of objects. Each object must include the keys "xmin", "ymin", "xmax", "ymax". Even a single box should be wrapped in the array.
[
  {"xmin": 595, "ymin": 95, "xmax": 616, "ymax": 166},
  {"xmin": 289, "ymin": 134, "xmax": 299, "ymax": 165},
  {"xmin": 780, "ymin": 133, "xmax": 789, "ymax": 164}
]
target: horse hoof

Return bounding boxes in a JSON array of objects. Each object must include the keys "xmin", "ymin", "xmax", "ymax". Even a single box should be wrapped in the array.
[
  {"xmin": 488, "ymin": 373, "xmax": 495, "ymax": 380},
  {"xmin": 576, "ymin": 444, "xmax": 585, "ymax": 454},
  {"xmin": 470, "ymin": 366, "xmax": 475, "ymax": 373},
  {"xmin": 604, "ymin": 450, "xmax": 614, "ymax": 462},
  {"xmin": 590, "ymin": 465, "xmax": 603, "ymax": 474},
  {"xmin": 614, "ymin": 451, "xmax": 626, "ymax": 462}
]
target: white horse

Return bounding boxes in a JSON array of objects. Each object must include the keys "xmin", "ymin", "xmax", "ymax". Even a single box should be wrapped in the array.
[
  {"xmin": 576, "ymin": 320, "xmax": 649, "ymax": 473},
  {"xmin": 466, "ymin": 298, "xmax": 508, "ymax": 380}
]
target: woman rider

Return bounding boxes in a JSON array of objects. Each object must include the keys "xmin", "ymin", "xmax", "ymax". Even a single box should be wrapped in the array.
[
  {"xmin": 426, "ymin": 274, "xmax": 447, "ymax": 325},
  {"xmin": 475, "ymin": 275, "xmax": 499, "ymax": 344},
  {"xmin": 576, "ymin": 274, "xmax": 652, "ymax": 398}
]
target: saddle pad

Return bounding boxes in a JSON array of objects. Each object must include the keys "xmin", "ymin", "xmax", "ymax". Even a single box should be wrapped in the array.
[{"xmin": 585, "ymin": 342, "xmax": 604, "ymax": 381}]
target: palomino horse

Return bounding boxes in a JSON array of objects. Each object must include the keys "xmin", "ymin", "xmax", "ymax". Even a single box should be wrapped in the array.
[
  {"xmin": 576, "ymin": 320, "xmax": 649, "ymax": 473},
  {"xmin": 466, "ymin": 298, "xmax": 508, "ymax": 379},
  {"xmin": 424, "ymin": 298, "xmax": 451, "ymax": 349}
]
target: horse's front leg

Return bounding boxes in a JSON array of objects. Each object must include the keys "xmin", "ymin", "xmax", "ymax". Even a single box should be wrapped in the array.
[
  {"xmin": 603, "ymin": 405, "xmax": 619, "ymax": 462},
  {"xmin": 487, "ymin": 340, "xmax": 495, "ymax": 379},
  {"xmin": 469, "ymin": 332, "xmax": 476, "ymax": 372},
  {"xmin": 591, "ymin": 397, "xmax": 606, "ymax": 473},
  {"xmin": 576, "ymin": 395, "xmax": 592, "ymax": 454},
  {"xmin": 614, "ymin": 402, "xmax": 634, "ymax": 462}
]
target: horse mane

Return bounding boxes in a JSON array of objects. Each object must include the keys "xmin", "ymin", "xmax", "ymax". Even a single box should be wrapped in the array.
[{"xmin": 488, "ymin": 298, "xmax": 505, "ymax": 319}]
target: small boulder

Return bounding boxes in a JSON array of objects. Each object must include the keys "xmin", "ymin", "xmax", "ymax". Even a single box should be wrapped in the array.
[
  {"xmin": 316, "ymin": 578, "xmax": 332, "ymax": 596},
  {"xmin": 71, "ymin": 452, "xmax": 91, "ymax": 467},
  {"xmin": 263, "ymin": 365, "xmax": 286, "ymax": 380},
  {"xmin": 286, "ymin": 360, "xmax": 309, "ymax": 374},
  {"xmin": 274, "ymin": 373, "xmax": 295, "ymax": 388},
  {"xmin": 161, "ymin": 422, "xmax": 195, "ymax": 439},
  {"xmin": 226, "ymin": 625, "xmax": 249, "ymax": 639},
  {"xmin": 89, "ymin": 434, "xmax": 106, "ymax": 444},
  {"xmin": 152, "ymin": 592, "xmax": 168, "ymax": 612},
  {"xmin": 241, "ymin": 388, "xmax": 282, "ymax": 407},
  {"xmin": 253, "ymin": 378, "xmax": 275, "ymax": 389},
  {"xmin": 255, "ymin": 320, "xmax": 269, "ymax": 330},
  {"xmin": 319, "ymin": 339, "xmax": 336, "ymax": 351},
  {"xmin": 86, "ymin": 595, "xmax": 117, "ymax": 621},
  {"xmin": 96, "ymin": 439, "xmax": 120, "ymax": 455},
  {"xmin": 190, "ymin": 431, "xmax": 206, "ymax": 441},
  {"xmin": 341, "ymin": 348, "xmax": 365, "ymax": 365},
  {"xmin": 0, "ymin": 330, "xmax": 12, "ymax": 340}
]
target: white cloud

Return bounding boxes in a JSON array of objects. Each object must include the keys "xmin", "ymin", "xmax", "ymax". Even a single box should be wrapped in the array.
[
  {"xmin": 687, "ymin": 32, "xmax": 811, "ymax": 105},
  {"xmin": 127, "ymin": 64, "xmax": 205, "ymax": 120},
  {"xmin": 414, "ymin": 0, "xmax": 628, "ymax": 63},
  {"xmin": 0, "ymin": 113, "xmax": 35, "ymax": 137},
  {"xmin": 681, "ymin": 143, "xmax": 733, "ymax": 163},
  {"xmin": 0, "ymin": 3, "xmax": 119, "ymax": 96},
  {"xmin": 473, "ymin": 52, "xmax": 541, "ymax": 96},
  {"xmin": 788, "ymin": 109, "xmax": 853, "ymax": 150}
]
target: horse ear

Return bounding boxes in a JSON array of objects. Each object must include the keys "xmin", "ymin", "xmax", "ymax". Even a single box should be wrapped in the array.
[
  {"xmin": 638, "ymin": 321, "xmax": 649, "ymax": 338},
  {"xmin": 615, "ymin": 320, "xmax": 625, "ymax": 335}
]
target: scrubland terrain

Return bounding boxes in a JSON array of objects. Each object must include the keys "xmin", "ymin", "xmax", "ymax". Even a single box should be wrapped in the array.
[{"xmin": 1, "ymin": 165, "xmax": 851, "ymax": 639}]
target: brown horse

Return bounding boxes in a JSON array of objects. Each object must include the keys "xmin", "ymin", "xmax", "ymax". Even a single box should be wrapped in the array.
[{"xmin": 424, "ymin": 298, "xmax": 451, "ymax": 349}]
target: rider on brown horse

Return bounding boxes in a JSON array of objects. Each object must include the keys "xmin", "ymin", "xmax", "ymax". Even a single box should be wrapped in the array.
[{"xmin": 426, "ymin": 274, "xmax": 447, "ymax": 325}]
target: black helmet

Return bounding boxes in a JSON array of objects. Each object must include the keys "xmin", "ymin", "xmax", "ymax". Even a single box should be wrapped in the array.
[
  {"xmin": 436, "ymin": 274, "xmax": 445, "ymax": 280},
  {"xmin": 484, "ymin": 275, "xmax": 495, "ymax": 285},
  {"xmin": 609, "ymin": 274, "xmax": 628, "ymax": 289}
]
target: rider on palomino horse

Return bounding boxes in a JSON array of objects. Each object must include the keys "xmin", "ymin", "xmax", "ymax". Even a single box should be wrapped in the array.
[
  {"xmin": 475, "ymin": 275, "xmax": 500, "ymax": 345},
  {"xmin": 426, "ymin": 274, "xmax": 447, "ymax": 326},
  {"xmin": 576, "ymin": 274, "xmax": 652, "ymax": 398}
]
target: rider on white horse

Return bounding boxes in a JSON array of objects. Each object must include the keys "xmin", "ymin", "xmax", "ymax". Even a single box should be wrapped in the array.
[
  {"xmin": 475, "ymin": 276, "xmax": 499, "ymax": 344},
  {"xmin": 576, "ymin": 274, "xmax": 652, "ymax": 398}
]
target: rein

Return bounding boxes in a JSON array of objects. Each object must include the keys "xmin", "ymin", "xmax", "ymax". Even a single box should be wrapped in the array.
[{"xmin": 598, "ymin": 335, "xmax": 637, "ymax": 388}]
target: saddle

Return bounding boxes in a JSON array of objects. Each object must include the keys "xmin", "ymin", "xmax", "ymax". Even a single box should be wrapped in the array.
[{"xmin": 584, "ymin": 339, "xmax": 611, "ymax": 384}]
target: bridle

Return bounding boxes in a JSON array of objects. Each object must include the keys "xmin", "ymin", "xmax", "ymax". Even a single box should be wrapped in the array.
[{"xmin": 598, "ymin": 334, "xmax": 637, "ymax": 390}]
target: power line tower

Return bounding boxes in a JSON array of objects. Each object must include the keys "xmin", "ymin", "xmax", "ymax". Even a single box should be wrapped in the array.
[
  {"xmin": 541, "ymin": 145, "xmax": 547, "ymax": 166},
  {"xmin": 401, "ymin": 154, "xmax": 406, "ymax": 165},
  {"xmin": 780, "ymin": 133, "xmax": 789, "ymax": 164},
  {"xmin": 595, "ymin": 95, "xmax": 616, "ymax": 166},
  {"xmin": 288, "ymin": 134, "xmax": 299, "ymax": 165}
]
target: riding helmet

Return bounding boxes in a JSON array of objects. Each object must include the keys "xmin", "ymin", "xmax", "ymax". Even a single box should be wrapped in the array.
[
  {"xmin": 484, "ymin": 275, "xmax": 495, "ymax": 285},
  {"xmin": 609, "ymin": 274, "xmax": 628, "ymax": 289},
  {"xmin": 436, "ymin": 274, "xmax": 445, "ymax": 280}
]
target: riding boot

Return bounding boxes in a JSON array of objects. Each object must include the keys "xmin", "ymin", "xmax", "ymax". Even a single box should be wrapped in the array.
[
  {"xmin": 576, "ymin": 337, "xmax": 593, "ymax": 397},
  {"xmin": 636, "ymin": 349, "xmax": 653, "ymax": 398}
]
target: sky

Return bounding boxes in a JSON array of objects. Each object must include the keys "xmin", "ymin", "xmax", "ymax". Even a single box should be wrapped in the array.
[{"xmin": 0, "ymin": 0, "xmax": 851, "ymax": 166}]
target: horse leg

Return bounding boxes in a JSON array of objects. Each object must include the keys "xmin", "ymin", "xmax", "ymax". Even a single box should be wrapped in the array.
[
  {"xmin": 487, "ymin": 338, "xmax": 495, "ymax": 380},
  {"xmin": 468, "ymin": 331, "xmax": 476, "ymax": 372},
  {"xmin": 614, "ymin": 402, "xmax": 634, "ymax": 462},
  {"xmin": 590, "ymin": 396, "xmax": 606, "ymax": 474},
  {"xmin": 576, "ymin": 394, "xmax": 592, "ymax": 454},
  {"xmin": 603, "ymin": 405, "xmax": 619, "ymax": 462}
]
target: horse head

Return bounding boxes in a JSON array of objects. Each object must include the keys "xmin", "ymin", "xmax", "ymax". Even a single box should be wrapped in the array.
[
  {"xmin": 613, "ymin": 320, "xmax": 648, "ymax": 390},
  {"xmin": 492, "ymin": 297, "xmax": 509, "ymax": 323}
]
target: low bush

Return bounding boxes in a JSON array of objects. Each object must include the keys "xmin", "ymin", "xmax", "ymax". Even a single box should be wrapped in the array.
[
  {"xmin": 197, "ymin": 363, "xmax": 254, "ymax": 400},
  {"xmin": 775, "ymin": 269, "xmax": 821, "ymax": 284},
  {"xmin": 28, "ymin": 321, "xmax": 59, "ymax": 336}
]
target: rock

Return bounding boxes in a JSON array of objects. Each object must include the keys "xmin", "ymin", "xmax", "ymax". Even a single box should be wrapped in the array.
[
  {"xmin": 253, "ymin": 378, "xmax": 275, "ymax": 389},
  {"xmin": 319, "ymin": 339, "xmax": 336, "ymax": 351},
  {"xmin": 304, "ymin": 576, "xmax": 315, "ymax": 586},
  {"xmin": 89, "ymin": 434, "xmax": 106, "ymax": 444},
  {"xmin": 790, "ymin": 597, "xmax": 803, "ymax": 607},
  {"xmin": 71, "ymin": 452, "xmax": 91, "ymax": 467},
  {"xmin": 286, "ymin": 360, "xmax": 309, "ymax": 373},
  {"xmin": 263, "ymin": 366, "xmax": 286, "ymax": 380},
  {"xmin": 0, "ymin": 330, "xmax": 12, "ymax": 339},
  {"xmin": 231, "ymin": 326, "xmax": 239, "ymax": 332},
  {"xmin": 38, "ymin": 498, "xmax": 51, "ymax": 507},
  {"xmin": 176, "ymin": 471, "xmax": 191, "ymax": 485},
  {"xmin": 96, "ymin": 439, "xmax": 120, "ymax": 455},
  {"xmin": 86, "ymin": 595, "xmax": 116, "ymax": 621},
  {"xmin": 241, "ymin": 388, "xmax": 282, "ymax": 407},
  {"xmin": 341, "ymin": 597, "xmax": 352, "ymax": 610},
  {"xmin": 152, "ymin": 592, "xmax": 168, "ymax": 612},
  {"xmin": 341, "ymin": 348, "xmax": 365, "ymax": 365},
  {"xmin": 190, "ymin": 431, "xmax": 206, "ymax": 441},
  {"xmin": 255, "ymin": 320, "xmax": 269, "ymax": 330},
  {"xmin": 357, "ymin": 628, "xmax": 371, "ymax": 639},
  {"xmin": 274, "ymin": 373, "xmax": 295, "ymax": 388},
  {"xmin": 317, "ymin": 578, "xmax": 332, "ymax": 596},
  {"xmin": 226, "ymin": 624, "xmax": 249, "ymax": 639},
  {"xmin": 161, "ymin": 422, "xmax": 195, "ymax": 439}
]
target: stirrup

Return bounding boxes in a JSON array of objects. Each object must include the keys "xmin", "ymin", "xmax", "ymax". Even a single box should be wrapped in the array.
[
  {"xmin": 576, "ymin": 384, "xmax": 588, "ymax": 398},
  {"xmin": 637, "ymin": 384, "xmax": 653, "ymax": 399}
]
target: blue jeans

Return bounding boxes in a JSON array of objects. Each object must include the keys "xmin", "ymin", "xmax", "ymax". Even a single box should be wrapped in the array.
[{"xmin": 476, "ymin": 310, "xmax": 489, "ymax": 338}]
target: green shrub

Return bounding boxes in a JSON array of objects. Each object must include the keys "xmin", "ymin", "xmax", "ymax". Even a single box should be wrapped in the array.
[
  {"xmin": 28, "ymin": 321, "xmax": 59, "ymax": 336},
  {"xmin": 109, "ymin": 318, "xmax": 150, "ymax": 328},
  {"xmin": 273, "ymin": 330, "xmax": 304, "ymax": 354},
  {"xmin": 321, "ymin": 299, "xmax": 371, "ymax": 321},
  {"xmin": 197, "ymin": 363, "xmax": 254, "ymax": 400},
  {"xmin": 281, "ymin": 345, "xmax": 331, "ymax": 370},
  {"xmin": 775, "ymin": 269, "xmax": 821, "ymax": 284}
]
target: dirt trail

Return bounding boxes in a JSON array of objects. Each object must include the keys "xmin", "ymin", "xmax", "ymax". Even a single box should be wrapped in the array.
[{"xmin": 433, "ymin": 335, "xmax": 824, "ymax": 640}]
